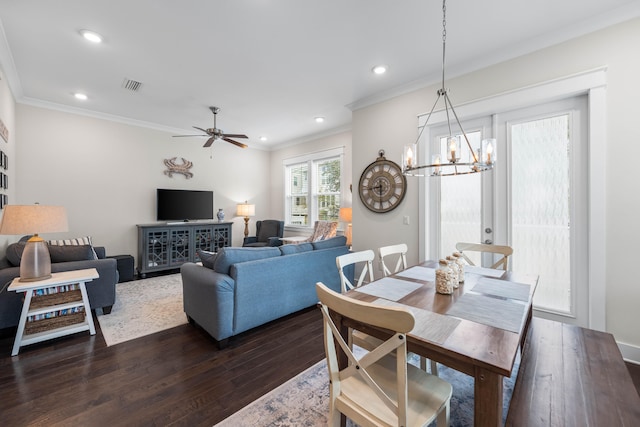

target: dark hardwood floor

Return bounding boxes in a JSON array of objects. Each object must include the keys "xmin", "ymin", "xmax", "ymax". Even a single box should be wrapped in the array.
[
  {"xmin": 0, "ymin": 307, "xmax": 326, "ymax": 427},
  {"xmin": 1, "ymin": 308, "xmax": 639, "ymax": 427}
]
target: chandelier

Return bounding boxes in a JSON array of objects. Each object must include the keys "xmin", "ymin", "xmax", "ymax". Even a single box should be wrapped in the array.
[{"xmin": 402, "ymin": 0, "xmax": 496, "ymax": 177}]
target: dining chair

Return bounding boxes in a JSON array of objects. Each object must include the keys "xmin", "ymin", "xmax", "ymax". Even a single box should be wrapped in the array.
[
  {"xmin": 455, "ymin": 242, "xmax": 513, "ymax": 271},
  {"xmin": 315, "ymin": 282, "xmax": 452, "ymax": 427},
  {"xmin": 336, "ymin": 249, "xmax": 375, "ymax": 293},
  {"xmin": 378, "ymin": 243, "xmax": 408, "ymax": 277},
  {"xmin": 378, "ymin": 243, "xmax": 439, "ymax": 376}
]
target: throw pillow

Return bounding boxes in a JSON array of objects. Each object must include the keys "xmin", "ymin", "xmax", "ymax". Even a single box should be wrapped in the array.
[
  {"xmin": 47, "ymin": 236, "xmax": 98, "ymax": 260},
  {"xmin": 5, "ymin": 242, "xmax": 26, "ymax": 267},
  {"xmin": 48, "ymin": 245, "xmax": 96, "ymax": 263},
  {"xmin": 197, "ymin": 249, "xmax": 217, "ymax": 269},
  {"xmin": 312, "ymin": 235, "xmax": 347, "ymax": 250},
  {"xmin": 213, "ymin": 246, "xmax": 281, "ymax": 275},
  {"xmin": 279, "ymin": 242, "xmax": 314, "ymax": 255}
]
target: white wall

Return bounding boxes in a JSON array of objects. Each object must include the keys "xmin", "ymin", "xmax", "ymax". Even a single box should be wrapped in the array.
[
  {"xmin": 13, "ymin": 104, "xmax": 271, "ymax": 261},
  {"xmin": 0, "ymin": 68, "xmax": 16, "ymax": 252},
  {"xmin": 352, "ymin": 18, "xmax": 640, "ymax": 357}
]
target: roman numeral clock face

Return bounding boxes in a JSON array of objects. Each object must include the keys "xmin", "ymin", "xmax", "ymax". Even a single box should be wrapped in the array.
[{"xmin": 358, "ymin": 153, "xmax": 407, "ymax": 213}]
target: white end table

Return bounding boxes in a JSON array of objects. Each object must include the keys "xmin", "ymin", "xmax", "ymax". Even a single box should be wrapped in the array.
[
  {"xmin": 9, "ymin": 268, "xmax": 99, "ymax": 356},
  {"xmin": 279, "ymin": 236, "xmax": 309, "ymax": 245}
]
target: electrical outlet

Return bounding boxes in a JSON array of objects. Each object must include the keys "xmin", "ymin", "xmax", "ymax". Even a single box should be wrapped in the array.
[{"xmin": 403, "ymin": 215, "xmax": 410, "ymax": 225}]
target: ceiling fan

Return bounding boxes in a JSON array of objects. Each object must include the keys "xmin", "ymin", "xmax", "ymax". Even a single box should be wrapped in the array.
[{"xmin": 173, "ymin": 106, "xmax": 248, "ymax": 148}]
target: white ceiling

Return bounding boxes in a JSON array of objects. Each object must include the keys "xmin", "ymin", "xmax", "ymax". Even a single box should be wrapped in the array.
[{"xmin": 0, "ymin": 0, "xmax": 639, "ymax": 149}]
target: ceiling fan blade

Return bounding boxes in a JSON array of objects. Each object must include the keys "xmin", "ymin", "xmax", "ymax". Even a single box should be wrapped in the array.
[
  {"xmin": 193, "ymin": 126, "xmax": 210, "ymax": 134},
  {"xmin": 203, "ymin": 137, "xmax": 216, "ymax": 148},
  {"xmin": 223, "ymin": 137, "xmax": 248, "ymax": 149},
  {"xmin": 173, "ymin": 134, "xmax": 207, "ymax": 137},
  {"xmin": 224, "ymin": 134, "xmax": 248, "ymax": 139}
]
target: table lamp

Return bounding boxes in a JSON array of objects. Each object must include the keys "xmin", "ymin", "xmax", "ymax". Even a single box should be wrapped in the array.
[
  {"xmin": 236, "ymin": 201, "xmax": 255, "ymax": 238},
  {"xmin": 339, "ymin": 207, "xmax": 352, "ymax": 247},
  {"xmin": 0, "ymin": 204, "xmax": 69, "ymax": 281}
]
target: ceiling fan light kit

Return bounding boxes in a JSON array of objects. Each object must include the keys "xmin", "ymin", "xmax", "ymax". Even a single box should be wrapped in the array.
[
  {"xmin": 402, "ymin": 0, "xmax": 495, "ymax": 178},
  {"xmin": 173, "ymin": 106, "xmax": 249, "ymax": 149}
]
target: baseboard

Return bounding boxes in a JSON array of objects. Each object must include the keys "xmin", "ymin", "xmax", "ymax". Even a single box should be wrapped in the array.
[{"xmin": 618, "ymin": 341, "xmax": 640, "ymax": 364}]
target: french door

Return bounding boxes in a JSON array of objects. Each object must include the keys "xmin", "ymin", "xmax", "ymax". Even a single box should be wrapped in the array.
[{"xmin": 426, "ymin": 95, "xmax": 589, "ymax": 326}]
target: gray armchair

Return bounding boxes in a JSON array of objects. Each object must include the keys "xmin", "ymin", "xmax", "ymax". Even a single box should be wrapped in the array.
[{"xmin": 242, "ymin": 220, "xmax": 284, "ymax": 247}]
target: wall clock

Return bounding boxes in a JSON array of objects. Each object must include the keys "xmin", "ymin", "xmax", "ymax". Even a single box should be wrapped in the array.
[{"xmin": 358, "ymin": 150, "xmax": 407, "ymax": 213}]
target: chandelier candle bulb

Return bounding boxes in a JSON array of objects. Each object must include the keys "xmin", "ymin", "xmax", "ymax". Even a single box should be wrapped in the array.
[
  {"xmin": 403, "ymin": 144, "xmax": 416, "ymax": 170},
  {"xmin": 482, "ymin": 138, "xmax": 496, "ymax": 165},
  {"xmin": 433, "ymin": 154, "xmax": 441, "ymax": 176}
]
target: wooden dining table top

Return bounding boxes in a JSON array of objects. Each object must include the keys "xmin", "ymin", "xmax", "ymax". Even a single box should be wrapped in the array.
[{"xmin": 344, "ymin": 260, "xmax": 539, "ymax": 378}]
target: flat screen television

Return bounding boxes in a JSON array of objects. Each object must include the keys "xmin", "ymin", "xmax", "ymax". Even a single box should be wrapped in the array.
[{"xmin": 156, "ymin": 189, "xmax": 214, "ymax": 221}]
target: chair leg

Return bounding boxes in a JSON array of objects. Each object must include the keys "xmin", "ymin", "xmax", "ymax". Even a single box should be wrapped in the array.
[
  {"xmin": 436, "ymin": 402, "xmax": 450, "ymax": 427},
  {"xmin": 430, "ymin": 359, "xmax": 439, "ymax": 376}
]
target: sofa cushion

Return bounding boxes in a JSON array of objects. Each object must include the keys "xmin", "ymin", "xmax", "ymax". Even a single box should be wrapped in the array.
[
  {"xmin": 279, "ymin": 242, "xmax": 314, "ymax": 255},
  {"xmin": 49, "ymin": 245, "xmax": 96, "ymax": 263},
  {"xmin": 5, "ymin": 242, "xmax": 26, "ymax": 266},
  {"xmin": 197, "ymin": 249, "xmax": 217, "ymax": 270},
  {"xmin": 47, "ymin": 236, "xmax": 98, "ymax": 260},
  {"xmin": 213, "ymin": 246, "xmax": 281, "ymax": 275},
  {"xmin": 312, "ymin": 235, "xmax": 347, "ymax": 250}
]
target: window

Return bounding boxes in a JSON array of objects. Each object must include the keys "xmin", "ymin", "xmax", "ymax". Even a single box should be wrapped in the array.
[{"xmin": 284, "ymin": 148, "xmax": 343, "ymax": 227}]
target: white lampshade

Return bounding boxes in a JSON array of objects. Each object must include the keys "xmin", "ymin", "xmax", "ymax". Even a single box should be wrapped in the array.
[
  {"xmin": 0, "ymin": 204, "xmax": 69, "ymax": 281},
  {"xmin": 236, "ymin": 202, "xmax": 255, "ymax": 217},
  {"xmin": 339, "ymin": 207, "xmax": 352, "ymax": 223}
]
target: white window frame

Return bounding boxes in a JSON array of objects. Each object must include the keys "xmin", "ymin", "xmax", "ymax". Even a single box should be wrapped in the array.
[{"xmin": 283, "ymin": 147, "xmax": 344, "ymax": 229}]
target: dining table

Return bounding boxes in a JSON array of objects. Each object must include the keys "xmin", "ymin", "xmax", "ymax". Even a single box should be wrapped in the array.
[{"xmin": 338, "ymin": 260, "xmax": 538, "ymax": 427}]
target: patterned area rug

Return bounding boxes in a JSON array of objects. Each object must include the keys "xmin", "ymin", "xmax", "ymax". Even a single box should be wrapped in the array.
[
  {"xmin": 215, "ymin": 352, "xmax": 518, "ymax": 427},
  {"xmin": 96, "ymin": 273, "xmax": 186, "ymax": 346}
]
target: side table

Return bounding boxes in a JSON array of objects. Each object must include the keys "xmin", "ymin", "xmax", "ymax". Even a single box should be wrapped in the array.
[
  {"xmin": 8, "ymin": 268, "xmax": 99, "ymax": 356},
  {"xmin": 279, "ymin": 236, "xmax": 309, "ymax": 245}
]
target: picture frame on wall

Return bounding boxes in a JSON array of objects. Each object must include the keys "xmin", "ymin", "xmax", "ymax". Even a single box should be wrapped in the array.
[
  {"xmin": 0, "ymin": 173, "xmax": 4, "ymax": 189},
  {"xmin": 2, "ymin": 194, "xmax": 6, "ymax": 208},
  {"xmin": 3, "ymin": 173, "xmax": 7, "ymax": 190},
  {"xmin": 0, "ymin": 150, "xmax": 4, "ymax": 168},
  {"xmin": 3, "ymin": 152, "xmax": 7, "ymax": 170}
]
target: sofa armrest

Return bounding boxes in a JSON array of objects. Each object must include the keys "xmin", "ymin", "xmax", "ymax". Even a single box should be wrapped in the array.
[
  {"xmin": 181, "ymin": 262, "xmax": 235, "ymax": 342},
  {"xmin": 51, "ymin": 258, "xmax": 118, "ymax": 310},
  {"xmin": 242, "ymin": 236, "xmax": 258, "ymax": 246}
]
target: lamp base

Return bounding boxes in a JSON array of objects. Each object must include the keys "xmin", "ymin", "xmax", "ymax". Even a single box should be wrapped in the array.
[
  {"xmin": 243, "ymin": 217, "xmax": 250, "ymax": 238},
  {"xmin": 19, "ymin": 236, "xmax": 52, "ymax": 282}
]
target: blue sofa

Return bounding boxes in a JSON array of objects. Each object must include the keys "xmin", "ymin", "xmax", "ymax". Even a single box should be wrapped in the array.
[{"xmin": 181, "ymin": 236, "xmax": 350, "ymax": 347}]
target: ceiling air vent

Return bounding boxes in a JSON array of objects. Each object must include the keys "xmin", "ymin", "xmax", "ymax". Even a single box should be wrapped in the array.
[{"xmin": 122, "ymin": 78, "xmax": 143, "ymax": 92}]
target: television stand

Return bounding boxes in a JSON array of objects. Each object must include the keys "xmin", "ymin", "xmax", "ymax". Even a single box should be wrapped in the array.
[{"xmin": 136, "ymin": 221, "xmax": 232, "ymax": 278}]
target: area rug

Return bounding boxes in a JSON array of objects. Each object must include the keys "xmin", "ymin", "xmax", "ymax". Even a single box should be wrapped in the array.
[
  {"xmin": 96, "ymin": 273, "xmax": 187, "ymax": 346},
  {"xmin": 215, "ymin": 353, "xmax": 518, "ymax": 427}
]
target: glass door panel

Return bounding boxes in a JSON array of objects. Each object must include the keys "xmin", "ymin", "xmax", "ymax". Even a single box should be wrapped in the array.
[{"xmin": 511, "ymin": 114, "xmax": 571, "ymax": 313}]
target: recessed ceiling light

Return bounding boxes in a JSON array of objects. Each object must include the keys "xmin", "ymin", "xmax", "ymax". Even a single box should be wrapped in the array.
[
  {"xmin": 74, "ymin": 92, "xmax": 88, "ymax": 100},
  {"xmin": 315, "ymin": 117, "xmax": 325, "ymax": 123},
  {"xmin": 372, "ymin": 65, "xmax": 388, "ymax": 75},
  {"xmin": 259, "ymin": 136, "xmax": 268, "ymax": 142},
  {"xmin": 79, "ymin": 29, "xmax": 103, "ymax": 43}
]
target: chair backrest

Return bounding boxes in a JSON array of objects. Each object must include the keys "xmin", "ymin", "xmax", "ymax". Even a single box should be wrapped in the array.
[
  {"xmin": 455, "ymin": 242, "xmax": 513, "ymax": 270},
  {"xmin": 315, "ymin": 282, "xmax": 415, "ymax": 426},
  {"xmin": 378, "ymin": 243, "xmax": 408, "ymax": 277},
  {"xmin": 307, "ymin": 220, "xmax": 338, "ymax": 242},
  {"xmin": 336, "ymin": 249, "xmax": 374, "ymax": 293},
  {"xmin": 256, "ymin": 220, "xmax": 284, "ymax": 242}
]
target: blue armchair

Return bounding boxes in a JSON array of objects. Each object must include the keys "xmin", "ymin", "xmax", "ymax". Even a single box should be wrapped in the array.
[{"xmin": 242, "ymin": 220, "xmax": 284, "ymax": 247}]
